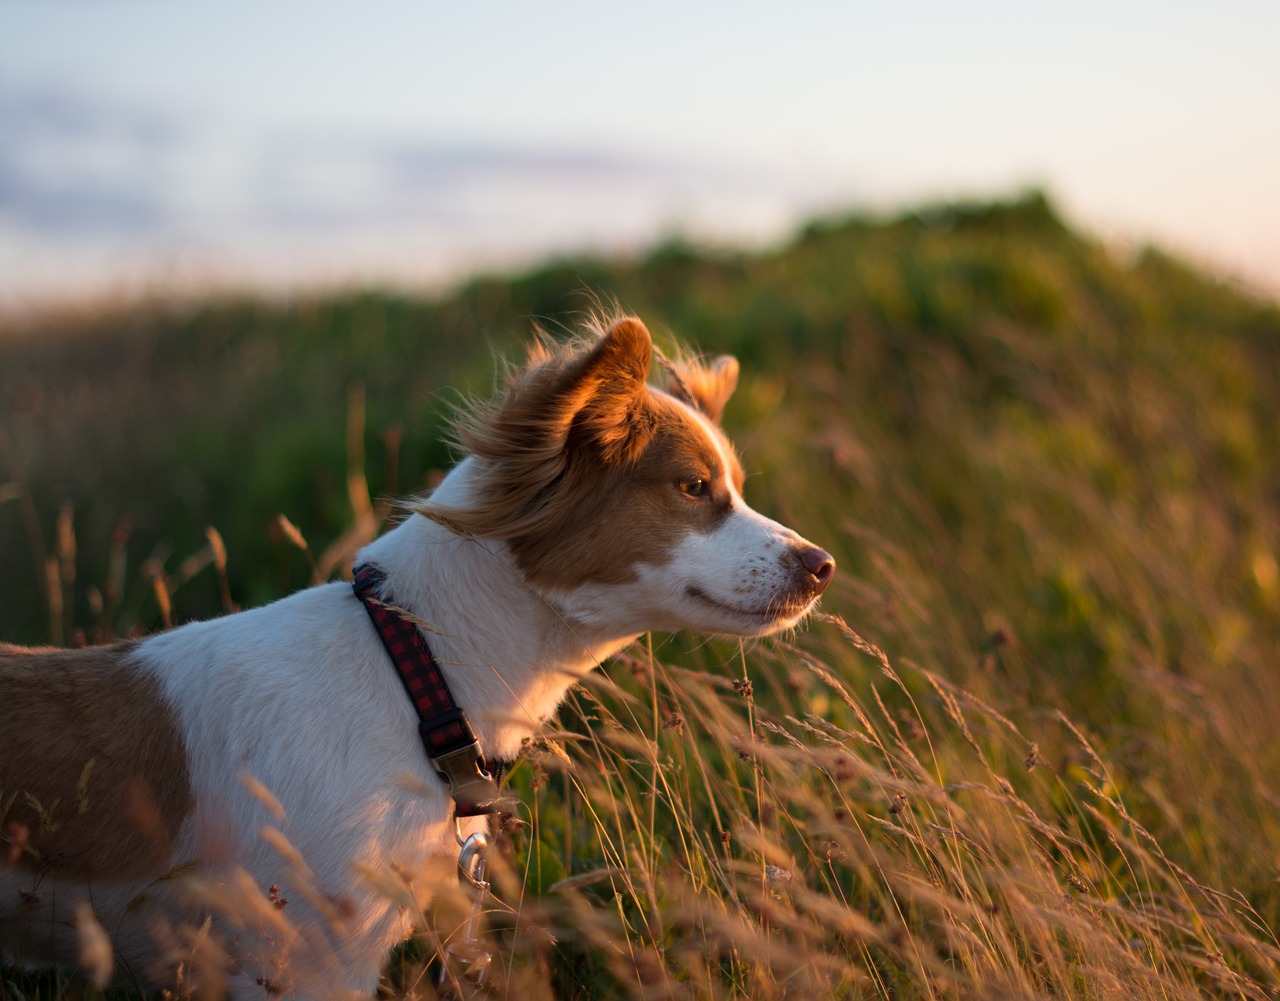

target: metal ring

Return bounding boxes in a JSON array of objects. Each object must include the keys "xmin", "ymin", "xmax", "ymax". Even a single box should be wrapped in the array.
[{"xmin": 457, "ymin": 831, "xmax": 490, "ymax": 892}]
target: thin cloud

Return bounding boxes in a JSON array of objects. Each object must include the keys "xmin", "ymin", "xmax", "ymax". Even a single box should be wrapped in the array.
[{"xmin": 1, "ymin": 85, "xmax": 825, "ymax": 302}]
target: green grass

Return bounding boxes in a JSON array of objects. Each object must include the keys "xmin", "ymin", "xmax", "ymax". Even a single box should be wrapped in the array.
[{"xmin": 3, "ymin": 191, "xmax": 1280, "ymax": 998}]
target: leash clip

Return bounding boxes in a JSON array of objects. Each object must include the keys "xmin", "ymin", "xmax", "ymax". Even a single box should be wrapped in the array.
[
  {"xmin": 440, "ymin": 821, "xmax": 493, "ymax": 988},
  {"xmin": 456, "ymin": 827, "xmax": 490, "ymax": 889}
]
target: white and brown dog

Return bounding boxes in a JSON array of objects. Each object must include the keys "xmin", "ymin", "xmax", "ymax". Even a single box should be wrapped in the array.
[{"xmin": 0, "ymin": 316, "xmax": 833, "ymax": 997}]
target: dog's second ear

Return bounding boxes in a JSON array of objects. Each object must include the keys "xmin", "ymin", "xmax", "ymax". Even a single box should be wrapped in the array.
[
  {"xmin": 554, "ymin": 316, "xmax": 654, "ymax": 463},
  {"xmin": 666, "ymin": 354, "xmax": 739, "ymax": 423}
]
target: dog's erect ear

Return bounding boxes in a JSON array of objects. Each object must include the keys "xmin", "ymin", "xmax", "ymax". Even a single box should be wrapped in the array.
[
  {"xmin": 666, "ymin": 354, "xmax": 739, "ymax": 423},
  {"xmin": 553, "ymin": 316, "xmax": 654, "ymax": 463},
  {"xmin": 426, "ymin": 317, "xmax": 655, "ymax": 539}
]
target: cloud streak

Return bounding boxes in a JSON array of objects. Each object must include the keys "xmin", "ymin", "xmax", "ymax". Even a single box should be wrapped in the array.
[
  {"xmin": 0, "ymin": 88, "xmax": 177, "ymax": 235},
  {"xmin": 0, "ymin": 84, "xmax": 828, "ymax": 306}
]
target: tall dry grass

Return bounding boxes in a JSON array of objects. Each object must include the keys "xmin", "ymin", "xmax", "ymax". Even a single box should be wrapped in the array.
[{"xmin": 5, "ymin": 356, "xmax": 1280, "ymax": 1001}]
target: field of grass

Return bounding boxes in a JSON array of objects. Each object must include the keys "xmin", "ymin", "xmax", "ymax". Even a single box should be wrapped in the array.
[{"xmin": 3, "ymin": 191, "xmax": 1280, "ymax": 998}]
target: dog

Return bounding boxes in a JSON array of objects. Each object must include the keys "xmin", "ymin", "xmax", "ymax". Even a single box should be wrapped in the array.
[{"xmin": 0, "ymin": 316, "xmax": 834, "ymax": 998}]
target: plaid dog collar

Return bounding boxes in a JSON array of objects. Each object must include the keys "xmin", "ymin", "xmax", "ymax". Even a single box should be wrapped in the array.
[{"xmin": 352, "ymin": 563, "xmax": 505, "ymax": 817}]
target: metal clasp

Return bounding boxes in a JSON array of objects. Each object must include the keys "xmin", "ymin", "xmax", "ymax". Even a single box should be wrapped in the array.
[
  {"xmin": 456, "ymin": 826, "xmax": 490, "ymax": 889},
  {"xmin": 439, "ymin": 820, "xmax": 493, "ymax": 988}
]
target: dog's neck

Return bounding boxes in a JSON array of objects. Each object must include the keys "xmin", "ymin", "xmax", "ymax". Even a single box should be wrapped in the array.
[{"xmin": 356, "ymin": 461, "xmax": 636, "ymax": 761}]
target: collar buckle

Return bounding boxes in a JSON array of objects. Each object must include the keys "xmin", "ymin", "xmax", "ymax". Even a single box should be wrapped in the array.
[{"xmin": 430, "ymin": 740, "xmax": 505, "ymax": 817}]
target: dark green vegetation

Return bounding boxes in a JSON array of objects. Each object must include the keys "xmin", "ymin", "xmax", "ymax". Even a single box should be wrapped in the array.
[{"xmin": 3, "ymin": 192, "xmax": 1280, "ymax": 998}]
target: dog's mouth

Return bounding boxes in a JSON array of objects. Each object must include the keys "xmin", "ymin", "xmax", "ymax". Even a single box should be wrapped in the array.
[{"xmin": 685, "ymin": 584, "xmax": 813, "ymax": 629}]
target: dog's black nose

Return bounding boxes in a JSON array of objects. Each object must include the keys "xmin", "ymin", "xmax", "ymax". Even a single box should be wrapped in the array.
[{"xmin": 798, "ymin": 545, "xmax": 836, "ymax": 593}]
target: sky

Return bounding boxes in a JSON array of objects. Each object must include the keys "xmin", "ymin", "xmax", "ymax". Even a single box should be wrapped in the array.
[{"xmin": 2, "ymin": 0, "xmax": 1278, "ymax": 311}]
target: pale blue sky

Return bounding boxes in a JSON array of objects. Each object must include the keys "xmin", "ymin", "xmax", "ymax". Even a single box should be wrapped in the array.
[{"xmin": 2, "ymin": 0, "xmax": 1277, "ymax": 306}]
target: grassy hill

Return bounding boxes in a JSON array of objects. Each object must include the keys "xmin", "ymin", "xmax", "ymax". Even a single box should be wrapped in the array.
[{"xmin": 3, "ymin": 191, "xmax": 1280, "ymax": 998}]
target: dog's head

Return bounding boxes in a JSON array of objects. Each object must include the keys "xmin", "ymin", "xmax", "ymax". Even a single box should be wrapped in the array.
[{"xmin": 424, "ymin": 316, "xmax": 833, "ymax": 638}]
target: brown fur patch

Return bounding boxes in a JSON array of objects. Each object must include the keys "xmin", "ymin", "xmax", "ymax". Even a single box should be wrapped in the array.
[
  {"xmin": 0, "ymin": 642, "xmax": 193, "ymax": 882},
  {"xmin": 420, "ymin": 315, "xmax": 747, "ymax": 589}
]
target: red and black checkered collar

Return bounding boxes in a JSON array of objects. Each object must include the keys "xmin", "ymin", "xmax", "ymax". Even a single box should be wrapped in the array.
[{"xmin": 352, "ymin": 563, "xmax": 505, "ymax": 817}]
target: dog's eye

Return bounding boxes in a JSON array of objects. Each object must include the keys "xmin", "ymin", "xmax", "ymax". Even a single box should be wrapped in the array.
[{"xmin": 678, "ymin": 477, "xmax": 710, "ymax": 498}]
